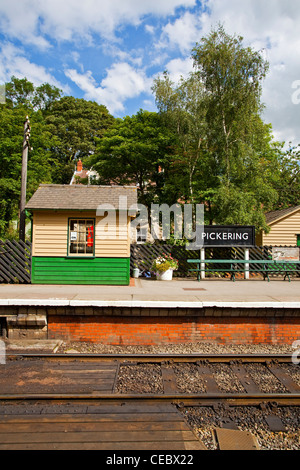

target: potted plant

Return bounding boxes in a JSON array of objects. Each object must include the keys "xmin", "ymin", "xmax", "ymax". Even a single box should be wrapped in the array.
[{"xmin": 151, "ymin": 254, "xmax": 179, "ymax": 281}]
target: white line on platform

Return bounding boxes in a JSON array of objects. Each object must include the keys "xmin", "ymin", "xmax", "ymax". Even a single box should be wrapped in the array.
[{"xmin": 0, "ymin": 299, "xmax": 299, "ymax": 309}]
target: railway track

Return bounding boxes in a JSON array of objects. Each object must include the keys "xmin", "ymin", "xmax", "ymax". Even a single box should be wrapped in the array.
[
  {"xmin": 0, "ymin": 353, "xmax": 299, "ymax": 450},
  {"xmin": 1, "ymin": 353, "xmax": 300, "ymax": 406}
]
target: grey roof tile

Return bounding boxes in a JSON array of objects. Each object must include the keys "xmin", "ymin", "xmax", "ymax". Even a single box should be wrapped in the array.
[
  {"xmin": 26, "ymin": 184, "xmax": 138, "ymax": 211},
  {"xmin": 265, "ymin": 205, "xmax": 300, "ymax": 224}
]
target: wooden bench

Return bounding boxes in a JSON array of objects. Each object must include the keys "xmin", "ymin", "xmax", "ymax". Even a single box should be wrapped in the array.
[{"xmin": 187, "ymin": 259, "xmax": 300, "ymax": 282}]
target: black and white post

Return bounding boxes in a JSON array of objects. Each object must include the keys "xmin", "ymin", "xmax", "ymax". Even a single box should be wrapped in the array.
[{"xmin": 19, "ymin": 116, "xmax": 31, "ymax": 242}]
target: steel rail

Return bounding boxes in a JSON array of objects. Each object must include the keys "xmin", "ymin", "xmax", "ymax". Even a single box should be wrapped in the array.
[
  {"xmin": 3, "ymin": 353, "xmax": 299, "ymax": 407},
  {"xmin": 6, "ymin": 353, "xmax": 295, "ymax": 363},
  {"xmin": 0, "ymin": 392, "xmax": 299, "ymax": 406}
]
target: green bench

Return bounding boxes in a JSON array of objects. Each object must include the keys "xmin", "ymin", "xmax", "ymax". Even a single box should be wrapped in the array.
[{"xmin": 187, "ymin": 259, "xmax": 300, "ymax": 282}]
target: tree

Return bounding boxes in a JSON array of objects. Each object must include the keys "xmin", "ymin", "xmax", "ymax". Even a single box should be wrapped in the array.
[
  {"xmin": 0, "ymin": 101, "xmax": 55, "ymax": 234},
  {"xmin": 32, "ymin": 83, "xmax": 62, "ymax": 112},
  {"xmin": 1, "ymin": 77, "xmax": 63, "ymax": 234},
  {"xmin": 0, "ymin": 77, "xmax": 114, "ymax": 236},
  {"xmin": 192, "ymin": 25, "xmax": 269, "ymax": 185},
  {"xmin": 152, "ymin": 72, "xmax": 208, "ymax": 203},
  {"xmin": 5, "ymin": 76, "xmax": 62, "ymax": 111},
  {"xmin": 90, "ymin": 110, "xmax": 175, "ymax": 207},
  {"xmin": 269, "ymin": 143, "xmax": 300, "ymax": 209},
  {"xmin": 46, "ymin": 96, "xmax": 114, "ymax": 183},
  {"xmin": 153, "ymin": 26, "xmax": 279, "ymax": 231}
]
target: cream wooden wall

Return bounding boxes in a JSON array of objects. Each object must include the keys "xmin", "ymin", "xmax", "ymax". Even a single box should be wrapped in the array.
[
  {"xmin": 262, "ymin": 209, "xmax": 300, "ymax": 246},
  {"xmin": 32, "ymin": 211, "xmax": 131, "ymax": 257}
]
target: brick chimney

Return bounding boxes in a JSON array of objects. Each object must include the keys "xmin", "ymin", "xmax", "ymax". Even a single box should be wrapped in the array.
[{"xmin": 77, "ymin": 159, "xmax": 83, "ymax": 172}]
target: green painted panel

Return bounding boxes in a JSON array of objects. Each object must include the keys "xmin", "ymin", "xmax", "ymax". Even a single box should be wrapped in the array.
[{"xmin": 32, "ymin": 257, "xmax": 130, "ymax": 285}]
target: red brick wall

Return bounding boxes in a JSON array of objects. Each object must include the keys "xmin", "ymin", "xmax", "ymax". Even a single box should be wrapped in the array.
[{"xmin": 48, "ymin": 315, "xmax": 300, "ymax": 345}]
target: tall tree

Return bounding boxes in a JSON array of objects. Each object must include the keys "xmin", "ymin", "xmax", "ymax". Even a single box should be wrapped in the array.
[
  {"xmin": 0, "ymin": 77, "xmax": 114, "ymax": 236},
  {"xmin": 46, "ymin": 96, "xmax": 114, "ymax": 183},
  {"xmin": 90, "ymin": 110, "xmax": 175, "ymax": 207},
  {"xmin": 269, "ymin": 143, "xmax": 300, "ymax": 209},
  {"xmin": 153, "ymin": 26, "xmax": 279, "ymax": 231},
  {"xmin": 152, "ymin": 72, "xmax": 208, "ymax": 203},
  {"xmin": 5, "ymin": 76, "xmax": 62, "ymax": 111},
  {"xmin": 0, "ymin": 101, "xmax": 56, "ymax": 234},
  {"xmin": 192, "ymin": 25, "xmax": 269, "ymax": 187}
]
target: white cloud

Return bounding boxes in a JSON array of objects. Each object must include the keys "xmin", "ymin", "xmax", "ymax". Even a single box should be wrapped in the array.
[
  {"xmin": 102, "ymin": 43, "xmax": 144, "ymax": 67},
  {"xmin": 159, "ymin": 11, "xmax": 203, "ymax": 54},
  {"xmin": 150, "ymin": 0, "xmax": 300, "ymax": 145},
  {"xmin": 0, "ymin": 0, "xmax": 197, "ymax": 46},
  {"xmin": 65, "ymin": 63, "xmax": 152, "ymax": 114},
  {"xmin": 203, "ymin": 0, "xmax": 300, "ymax": 43},
  {"xmin": 1, "ymin": 0, "xmax": 299, "ymax": 144},
  {"xmin": 145, "ymin": 24, "xmax": 155, "ymax": 35},
  {"xmin": 0, "ymin": 42, "xmax": 67, "ymax": 91},
  {"xmin": 0, "ymin": 2, "xmax": 50, "ymax": 49},
  {"xmin": 165, "ymin": 57, "xmax": 194, "ymax": 82}
]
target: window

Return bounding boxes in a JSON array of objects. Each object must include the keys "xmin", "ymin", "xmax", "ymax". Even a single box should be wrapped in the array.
[
  {"xmin": 297, "ymin": 235, "xmax": 300, "ymax": 247},
  {"xmin": 68, "ymin": 219, "xmax": 95, "ymax": 256}
]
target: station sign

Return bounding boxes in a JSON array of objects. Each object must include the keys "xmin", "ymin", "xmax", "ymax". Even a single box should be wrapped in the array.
[{"xmin": 202, "ymin": 226, "xmax": 255, "ymax": 247}]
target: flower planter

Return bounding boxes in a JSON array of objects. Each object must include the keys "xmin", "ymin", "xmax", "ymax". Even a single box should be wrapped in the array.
[
  {"xmin": 152, "ymin": 254, "xmax": 178, "ymax": 281},
  {"xmin": 157, "ymin": 269, "xmax": 173, "ymax": 281}
]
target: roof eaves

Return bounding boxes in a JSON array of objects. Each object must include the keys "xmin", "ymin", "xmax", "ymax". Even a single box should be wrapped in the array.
[{"xmin": 266, "ymin": 206, "xmax": 300, "ymax": 225}]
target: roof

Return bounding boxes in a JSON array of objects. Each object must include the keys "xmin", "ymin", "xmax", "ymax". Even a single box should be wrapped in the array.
[
  {"xmin": 26, "ymin": 184, "xmax": 138, "ymax": 211},
  {"xmin": 265, "ymin": 205, "xmax": 300, "ymax": 225}
]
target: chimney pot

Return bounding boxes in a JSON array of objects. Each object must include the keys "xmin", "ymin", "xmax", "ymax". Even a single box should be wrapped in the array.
[{"xmin": 77, "ymin": 159, "xmax": 83, "ymax": 172}]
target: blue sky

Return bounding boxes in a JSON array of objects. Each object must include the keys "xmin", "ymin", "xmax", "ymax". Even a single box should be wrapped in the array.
[{"xmin": 0, "ymin": 0, "xmax": 300, "ymax": 146}]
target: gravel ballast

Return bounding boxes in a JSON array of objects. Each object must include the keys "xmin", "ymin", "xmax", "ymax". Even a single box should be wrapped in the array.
[
  {"xmin": 56, "ymin": 341, "xmax": 300, "ymax": 450},
  {"xmin": 57, "ymin": 341, "xmax": 295, "ymax": 355}
]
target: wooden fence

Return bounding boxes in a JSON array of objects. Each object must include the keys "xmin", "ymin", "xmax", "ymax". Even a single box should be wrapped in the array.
[
  {"xmin": 130, "ymin": 244, "xmax": 300, "ymax": 278},
  {"xmin": 0, "ymin": 240, "xmax": 298, "ymax": 284},
  {"xmin": 0, "ymin": 240, "xmax": 32, "ymax": 284}
]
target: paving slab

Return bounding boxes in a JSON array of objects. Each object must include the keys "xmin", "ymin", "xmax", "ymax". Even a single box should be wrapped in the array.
[{"xmin": 0, "ymin": 278, "xmax": 299, "ymax": 308}]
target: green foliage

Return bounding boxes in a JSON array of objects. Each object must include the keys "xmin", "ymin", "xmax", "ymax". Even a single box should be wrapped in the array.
[
  {"xmin": 46, "ymin": 96, "xmax": 114, "ymax": 163},
  {"xmin": 90, "ymin": 110, "xmax": 176, "ymax": 207},
  {"xmin": 0, "ymin": 27, "xmax": 299, "ymax": 242},
  {"xmin": 269, "ymin": 143, "xmax": 300, "ymax": 209},
  {"xmin": 152, "ymin": 72, "xmax": 209, "ymax": 203},
  {"xmin": 151, "ymin": 254, "xmax": 179, "ymax": 273},
  {"xmin": 0, "ymin": 77, "xmax": 115, "ymax": 238},
  {"xmin": 152, "ymin": 25, "xmax": 285, "ymax": 233},
  {"xmin": 5, "ymin": 76, "xmax": 62, "ymax": 111}
]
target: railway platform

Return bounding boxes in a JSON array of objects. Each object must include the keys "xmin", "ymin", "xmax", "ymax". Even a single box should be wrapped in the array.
[
  {"xmin": 0, "ymin": 277, "xmax": 299, "ymax": 307},
  {"xmin": 0, "ymin": 278, "xmax": 299, "ymax": 346}
]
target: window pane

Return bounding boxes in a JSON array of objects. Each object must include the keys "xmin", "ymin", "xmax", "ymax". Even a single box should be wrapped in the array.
[
  {"xmin": 70, "ymin": 242, "xmax": 77, "ymax": 254},
  {"xmin": 69, "ymin": 219, "xmax": 94, "ymax": 256},
  {"xmin": 70, "ymin": 220, "xmax": 77, "ymax": 231}
]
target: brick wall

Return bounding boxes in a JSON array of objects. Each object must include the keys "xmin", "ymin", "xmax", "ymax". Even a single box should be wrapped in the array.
[{"xmin": 48, "ymin": 315, "xmax": 300, "ymax": 346}]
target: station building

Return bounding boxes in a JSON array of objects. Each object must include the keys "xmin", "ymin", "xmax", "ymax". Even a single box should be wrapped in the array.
[
  {"xmin": 257, "ymin": 205, "xmax": 300, "ymax": 246},
  {"xmin": 26, "ymin": 184, "xmax": 137, "ymax": 286}
]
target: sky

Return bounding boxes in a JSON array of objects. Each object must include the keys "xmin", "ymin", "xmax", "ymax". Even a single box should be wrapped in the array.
[{"xmin": 0, "ymin": 0, "xmax": 299, "ymax": 146}]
